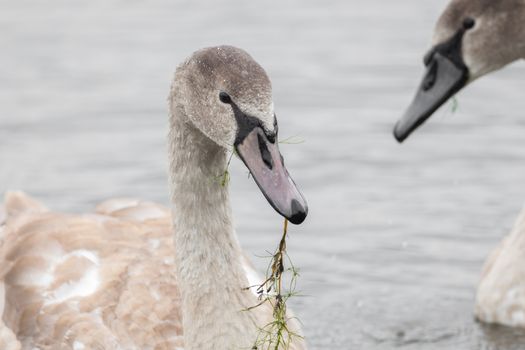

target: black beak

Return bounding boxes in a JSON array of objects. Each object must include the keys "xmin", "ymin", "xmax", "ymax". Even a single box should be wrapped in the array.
[{"xmin": 394, "ymin": 27, "xmax": 471, "ymax": 142}]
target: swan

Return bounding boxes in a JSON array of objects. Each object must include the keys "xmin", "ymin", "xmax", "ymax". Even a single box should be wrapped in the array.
[
  {"xmin": 392, "ymin": 0, "xmax": 525, "ymax": 328},
  {"xmin": 0, "ymin": 45, "xmax": 308, "ymax": 349}
]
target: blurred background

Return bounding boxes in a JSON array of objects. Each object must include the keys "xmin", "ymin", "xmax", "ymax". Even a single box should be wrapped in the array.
[{"xmin": 2, "ymin": 0, "xmax": 525, "ymax": 348}]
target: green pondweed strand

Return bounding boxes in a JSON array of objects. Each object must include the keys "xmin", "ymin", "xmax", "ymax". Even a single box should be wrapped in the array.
[
  {"xmin": 216, "ymin": 150, "xmax": 235, "ymax": 187},
  {"xmin": 278, "ymin": 135, "xmax": 305, "ymax": 145},
  {"xmin": 451, "ymin": 96, "xmax": 459, "ymax": 113},
  {"xmin": 245, "ymin": 219, "xmax": 303, "ymax": 350}
]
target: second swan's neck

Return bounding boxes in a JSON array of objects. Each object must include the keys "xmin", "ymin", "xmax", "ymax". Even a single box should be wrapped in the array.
[{"xmin": 168, "ymin": 102, "xmax": 262, "ymax": 349}]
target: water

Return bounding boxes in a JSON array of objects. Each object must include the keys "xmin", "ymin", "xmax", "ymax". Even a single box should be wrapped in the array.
[{"xmin": 1, "ymin": 0, "xmax": 525, "ymax": 348}]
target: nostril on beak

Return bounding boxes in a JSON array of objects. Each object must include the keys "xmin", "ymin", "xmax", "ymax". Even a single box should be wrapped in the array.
[
  {"xmin": 257, "ymin": 133, "xmax": 274, "ymax": 170},
  {"xmin": 422, "ymin": 61, "xmax": 438, "ymax": 91},
  {"xmin": 289, "ymin": 199, "xmax": 307, "ymax": 225}
]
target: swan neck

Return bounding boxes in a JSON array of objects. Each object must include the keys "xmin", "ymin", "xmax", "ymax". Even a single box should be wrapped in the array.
[{"xmin": 168, "ymin": 100, "xmax": 261, "ymax": 349}]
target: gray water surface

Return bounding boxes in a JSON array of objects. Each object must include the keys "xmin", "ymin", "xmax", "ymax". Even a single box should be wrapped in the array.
[{"xmin": 2, "ymin": 1, "xmax": 525, "ymax": 349}]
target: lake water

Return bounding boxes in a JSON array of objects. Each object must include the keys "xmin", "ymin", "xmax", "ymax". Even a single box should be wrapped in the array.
[{"xmin": 1, "ymin": 0, "xmax": 525, "ymax": 349}]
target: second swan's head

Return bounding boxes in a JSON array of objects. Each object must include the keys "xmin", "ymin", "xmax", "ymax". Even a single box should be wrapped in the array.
[
  {"xmin": 172, "ymin": 46, "xmax": 307, "ymax": 224},
  {"xmin": 393, "ymin": 0, "xmax": 525, "ymax": 142}
]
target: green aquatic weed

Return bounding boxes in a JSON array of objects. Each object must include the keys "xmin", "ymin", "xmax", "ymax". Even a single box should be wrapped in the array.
[
  {"xmin": 216, "ymin": 151, "xmax": 235, "ymax": 187},
  {"xmin": 279, "ymin": 135, "xmax": 305, "ymax": 145},
  {"xmin": 451, "ymin": 96, "xmax": 459, "ymax": 113},
  {"xmin": 245, "ymin": 219, "xmax": 303, "ymax": 350}
]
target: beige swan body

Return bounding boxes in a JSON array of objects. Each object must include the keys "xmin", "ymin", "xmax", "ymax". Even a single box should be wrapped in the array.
[
  {"xmin": 0, "ymin": 46, "xmax": 308, "ymax": 349},
  {"xmin": 393, "ymin": 0, "xmax": 525, "ymax": 328}
]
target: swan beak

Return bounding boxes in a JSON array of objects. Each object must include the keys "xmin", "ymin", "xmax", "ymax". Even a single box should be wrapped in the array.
[
  {"xmin": 394, "ymin": 52, "xmax": 469, "ymax": 142},
  {"xmin": 235, "ymin": 127, "xmax": 308, "ymax": 225}
]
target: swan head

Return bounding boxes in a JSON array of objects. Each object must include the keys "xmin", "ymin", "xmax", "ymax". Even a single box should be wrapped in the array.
[
  {"xmin": 172, "ymin": 46, "xmax": 307, "ymax": 225},
  {"xmin": 393, "ymin": 0, "xmax": 525, "ymax": 142}
]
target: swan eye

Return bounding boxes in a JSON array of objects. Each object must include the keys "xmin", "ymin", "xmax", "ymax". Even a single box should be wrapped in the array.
[
  {"xmin": 219, "ymin": 91, "xmax": 232, "ymax": 104},
  {"xmin": 463, "ymin": 17, "xmax": 475, "ymax": 30}
]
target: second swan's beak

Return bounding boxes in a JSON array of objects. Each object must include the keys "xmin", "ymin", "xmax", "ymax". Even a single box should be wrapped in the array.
[
  {"xmin": 394, "ymin": 52, "xmax": 469, "ymax": 142},
  {"xmin": 235, "ymin": 127, "xmax": 308, "ymax": 225}
]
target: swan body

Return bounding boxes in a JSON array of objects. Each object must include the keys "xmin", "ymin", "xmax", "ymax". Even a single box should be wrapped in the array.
[
  {"xmin": 0, "ymin": 192, "xmax": 184, "ymax": 350},
  {"xmin": 0, "ymin": 46, "xmax": 308, "ymax": 349},
  {"xmin": 476, "ymin": 207, "xmax": 525, "ymax": 326},
  {"xmin": 394, "ymin": 0, "xmax": 525, "ymax": 328}
]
